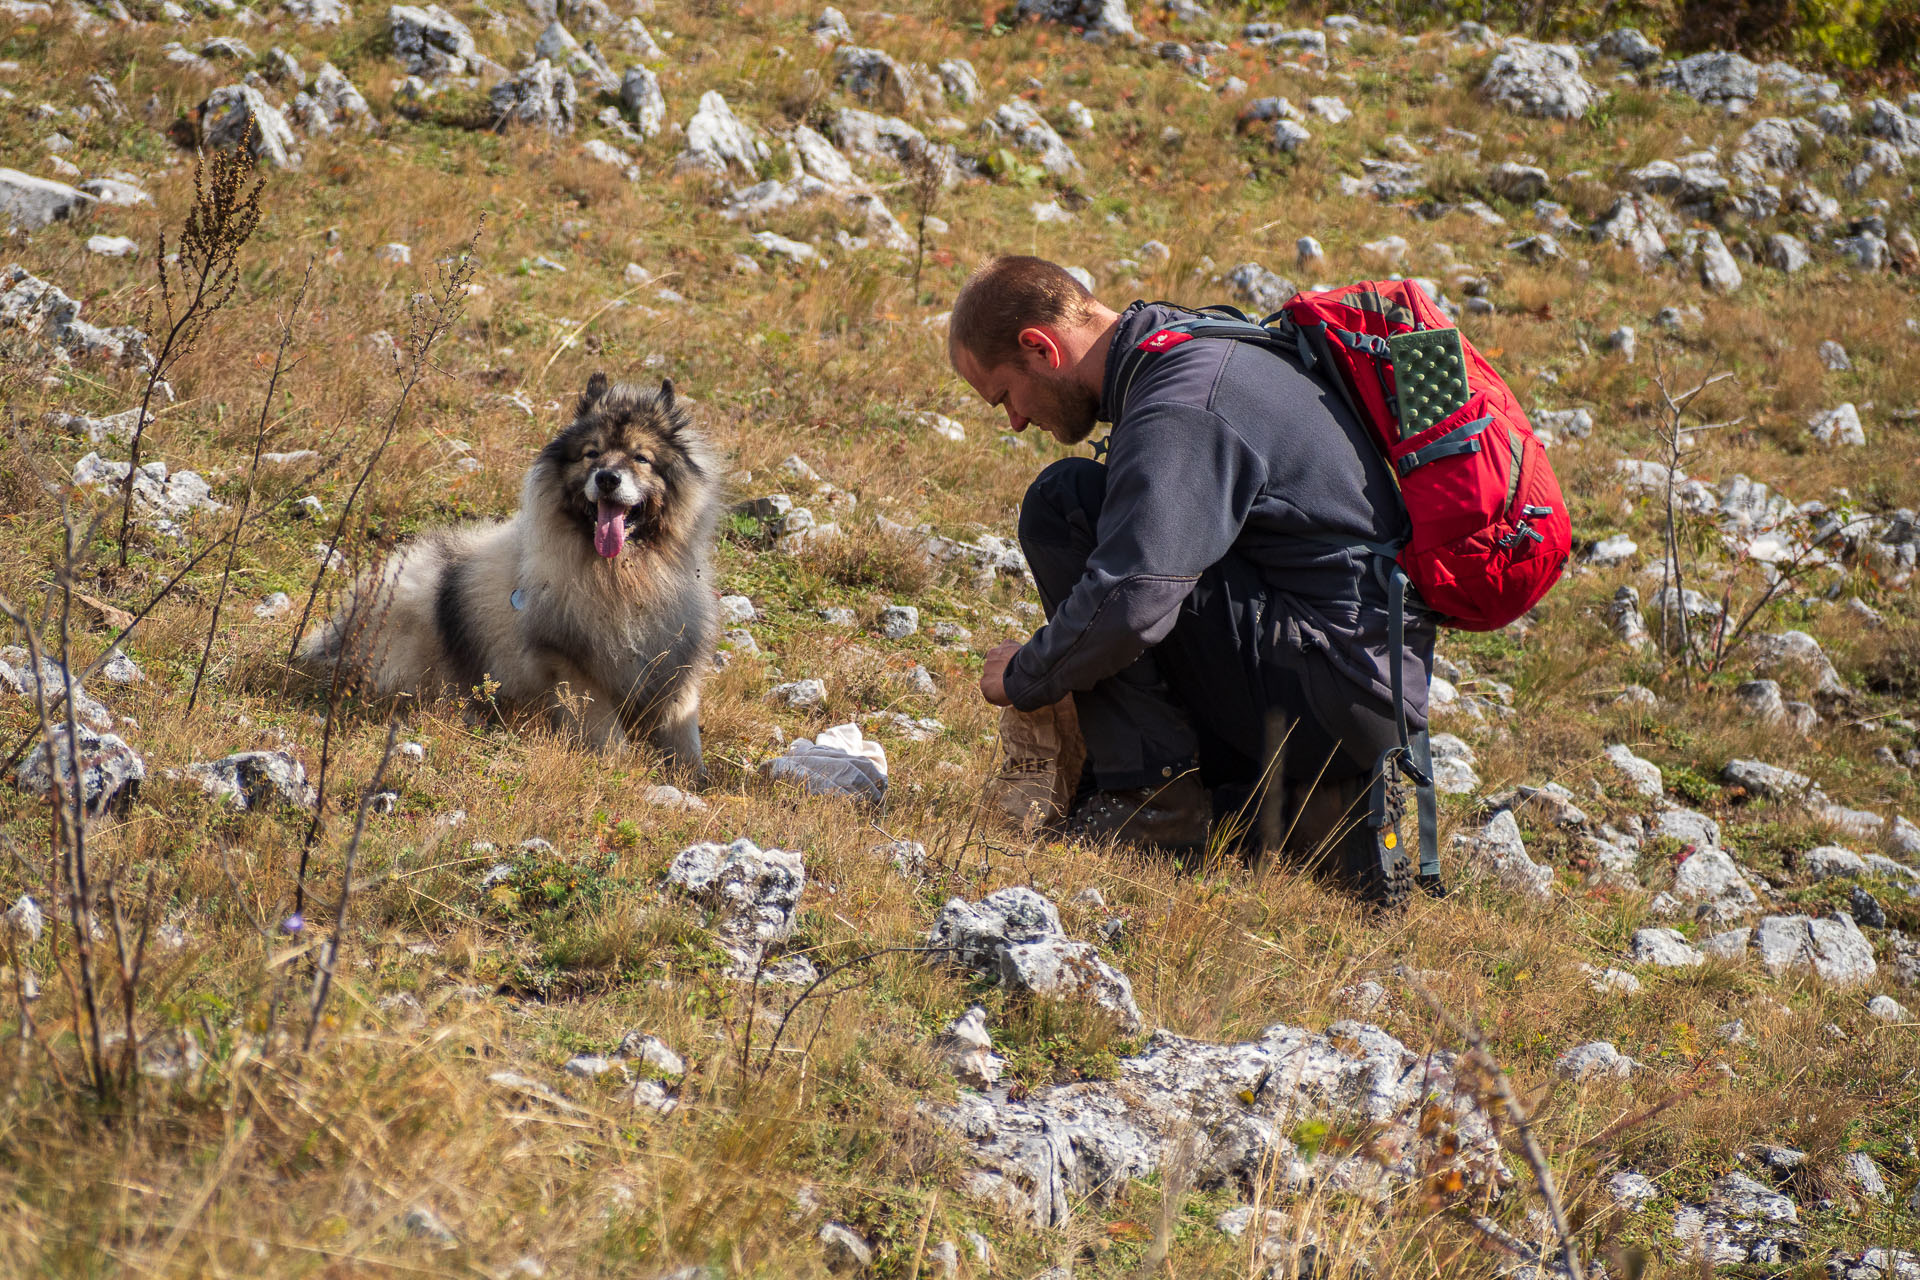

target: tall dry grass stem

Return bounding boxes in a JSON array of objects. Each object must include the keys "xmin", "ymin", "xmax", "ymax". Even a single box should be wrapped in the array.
[
  {"xmin": 285, "ymin": 229, "xmax": 481, "ymax": 903},
  {"xmin": 188, "ymin": 259, "xmax": 316, "ymax": 713}
]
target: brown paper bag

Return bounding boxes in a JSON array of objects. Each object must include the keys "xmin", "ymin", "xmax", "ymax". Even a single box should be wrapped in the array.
[{"xmin": 988, "ymin": 695, "xmax": 1086, "ymax": 828}]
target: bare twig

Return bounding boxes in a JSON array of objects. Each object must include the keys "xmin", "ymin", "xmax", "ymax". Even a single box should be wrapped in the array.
[
  {"xmin": 303, "ymin": 719, "xmax": 402, "ymax": 1051},
  {"xmin": 189, "ymin": 259, "xmax": 315, "ymax": 712},
  {"xmin": 286, "ymin": 228, "xmax": 480, "ymax": 909},
  {"xmin": 1405, "ymin": 976, "xmax": 1587, "ymax": 1280},
  {"xmin": 757, "ymin": 945, "xmax": 957, "ymax": 1075}
]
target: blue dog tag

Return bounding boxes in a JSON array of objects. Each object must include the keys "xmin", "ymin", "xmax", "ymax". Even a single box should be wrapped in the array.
[{"xmin": 510, "ymin": 588, "xmax": 526, "ymax": 611}]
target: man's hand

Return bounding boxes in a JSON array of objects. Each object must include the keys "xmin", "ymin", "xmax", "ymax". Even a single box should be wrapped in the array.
[{"xmin": 980, "ymin": 640, "xmax": 1021, "ymax": 707}]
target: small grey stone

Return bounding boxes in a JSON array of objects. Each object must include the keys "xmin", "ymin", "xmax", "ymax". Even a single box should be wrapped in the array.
[
  {"xmin": 1866, "ymin": 994, "xmax": 1908, "ymax": 1021},
  {"xmin": 770, "ymin": 678, "xmax": 826, "ymax": 708},
  {"xmin": 1555, "ymin": 1040, "xmax": 1634, "ymax": 1081},
  {"xmin": 1632, "ymin": 927, "xmax": 1705, "ymax": 968},
  {"xmin": 879, "ymin": 604, "xmax": 919, "ymax": 640},
  {"xmin": 818, "ymin": 1221, "xmax": 873, "ymax": 1269}
]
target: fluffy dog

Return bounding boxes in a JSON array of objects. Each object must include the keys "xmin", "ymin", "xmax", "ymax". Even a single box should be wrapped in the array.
[{"xmin": 299, "ymin": 373, "xmax": 719, "ymax": 779}]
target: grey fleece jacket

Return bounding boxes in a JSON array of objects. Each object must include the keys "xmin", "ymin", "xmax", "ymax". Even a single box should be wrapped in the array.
[{"xmin": 1002, "ymin": 300, "xmax": 1433, "ymax": 721}]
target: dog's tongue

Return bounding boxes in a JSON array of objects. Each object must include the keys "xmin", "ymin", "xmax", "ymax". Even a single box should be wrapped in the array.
[{"xmin": 594, "ymin": 499, "xmax": 629, "ymax": 558}]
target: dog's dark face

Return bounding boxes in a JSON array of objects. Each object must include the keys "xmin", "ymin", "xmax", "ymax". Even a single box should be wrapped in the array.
[{"xmin": 536, "ymin": 373, "xmax": 709, "ymax": 559}]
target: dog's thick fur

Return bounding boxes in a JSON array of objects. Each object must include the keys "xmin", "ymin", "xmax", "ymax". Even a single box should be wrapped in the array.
[{"xmin": 299, "ymin": 374, "xmax": 719, "ymax": 778}]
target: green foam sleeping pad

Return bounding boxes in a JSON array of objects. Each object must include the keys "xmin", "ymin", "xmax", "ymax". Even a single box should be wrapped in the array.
[{"xmin": 1388, "ymin": 327, "xmax": 1471, "ymax": 440}]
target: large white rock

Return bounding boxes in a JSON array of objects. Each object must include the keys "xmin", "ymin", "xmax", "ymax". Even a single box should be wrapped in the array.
[
  {"xmin": 1672, "ymin": 847, "xmax": 1759, "ymax": 912},
  {"xmin": 488, "ymin": 59, "xmax": 578, "ymax": 136},
  {"xmin": 15, "ymin": 723, "xmax": 145, "ymax": 815},
  {"xmin": 199, "ymin": 85, "xmax": 300, "ymax": 168},
  {"xmin": 1809, "ymin": 403, "xmax": 1866, "ymax": 446},
  {"xmin": 987, "ymin": 99, "xmax": 1081, "ymax": 175},
  {"xmin": 676, "ymin": 91, "xmax": 767, "ymax": 176},
  {"xmin": 619, "ymin": 65, "xmax": 666, "ymax": 138},
  {"xmin": 1479, "ymin": 40, "xmax": 1600, "ymax": 120},
  {"xmin": 1751, "ymin": 913, "xmax": 1877, "ymax": 986},
  {"xmin": 1014, "ymin": 0, "xmax": 1137, "ymax": 43},
  {"xmin": 664, "ymin": 838, "xmax": 808, "ymax": 978},
  {"xmin": 1631, "ymin": 927, "xmax": 1705, "ymax": 968},
  {"xmin": 0, "ymin": 168, "xmax": 95, "ymax": 231},
  {"xmin": 388, "ymin": 3, "xmax": 478, "ymax": 77},
  {"xmin": 1454, "ymin": 810, "xmax": 1553, "ymax": 901},
  {"xmin": 932, "ymin": 1017, "xmax": 1506, "ymax": 1228},
  {"xmin": 1555, "ymin": 1040, "xmax": 1634, "ymax": 1081},
  {"xmin": 1603, "ymin": 744, "xmax": 1663, "ymax": 798}
]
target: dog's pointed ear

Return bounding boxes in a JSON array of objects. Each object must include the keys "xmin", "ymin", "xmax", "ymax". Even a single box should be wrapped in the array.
[
  {"xmin": 576, "ymin": 371, "xmax": 610, "ymax": 418},
  {"xmin": 657, "ymin": 377, "xmax": 676, "ymax": 411}
]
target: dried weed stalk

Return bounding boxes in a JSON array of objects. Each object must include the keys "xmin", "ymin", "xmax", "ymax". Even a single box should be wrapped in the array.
[{"xmin": 117, "ymin": 140, "xmax": 265, "ymax": 567}]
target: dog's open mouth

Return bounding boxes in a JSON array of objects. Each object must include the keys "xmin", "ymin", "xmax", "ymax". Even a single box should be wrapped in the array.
[{"xmin": 594, "ymin": 499, "xmax": 632, "ymax": 558}]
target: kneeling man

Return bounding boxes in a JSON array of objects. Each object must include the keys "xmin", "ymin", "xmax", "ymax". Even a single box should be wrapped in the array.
[{"xmin": 950, "ymin": 256, "xmax": 1434, "ymax": 890}]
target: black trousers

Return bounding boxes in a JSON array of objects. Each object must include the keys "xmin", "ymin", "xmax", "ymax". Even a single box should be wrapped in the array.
[{"xmin": 1018, "ymin": 458, "xmax": 1407, "ymax": 797}]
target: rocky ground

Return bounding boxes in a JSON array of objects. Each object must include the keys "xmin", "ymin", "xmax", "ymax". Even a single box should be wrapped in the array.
[{"xmin": 1, "ymin": 0, "xmax": 1918, "ymax": 1274}]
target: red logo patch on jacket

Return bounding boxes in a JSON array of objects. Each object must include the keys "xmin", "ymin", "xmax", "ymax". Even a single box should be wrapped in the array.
[{"xmin": 1138, "ymin": 329, "xmax": 1194, "ymax": 353}]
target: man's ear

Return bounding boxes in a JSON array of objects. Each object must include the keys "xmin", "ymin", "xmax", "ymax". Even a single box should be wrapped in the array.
[{"xmin": 1016, "ymin": 326, "xmax": 1065, "ymax": 370}]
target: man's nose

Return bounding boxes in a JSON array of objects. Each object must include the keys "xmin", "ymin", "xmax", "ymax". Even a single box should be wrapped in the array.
[{"xmin": 1006, "ymin": 407, "xmax": 1028, "ymax": 432}]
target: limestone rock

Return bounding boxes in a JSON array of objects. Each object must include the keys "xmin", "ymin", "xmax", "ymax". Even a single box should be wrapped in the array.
[
  {"xmin": 1672, "ymin": 847, "xmax": 1759, "ymax": 913},
  {"xmin": 1673, "ymin": 1172, "xmax": 1802, "ymax": 1266},
  {"xmin": 1809, "ymin": 403, "xmax": 1865, "ymax": 447},
  {"xmin": 833, "ymin": 45, "xmax": 923, "ymax": 114},
  {"xmin": 939, "ymin": 1006, "xmax": 1006, "ymax": 1087},
  {"xmin": 986, "ymin": 100, "xmax": 1080, "ymax": 176},
  {"xmin": 489, "ymin": 60, "xmax": 578, "ymax": 136},
  {"xmin": 619, "ymin": 65, "xmax": 665, "ymax": 138},
  {"xmin": 186, "ymin": 750, "xmax": 315, "ymax": 810},
  {"xmin": 1751, "ymin": 913, "xmax": 1877, "ymax": 986},
  {"xmin": 388, "ymin": 3, "xmax": 478, "ymax": 78},
  {"xmin": 928, "ymin": 887, "xmax": 1138, "ymax": 1028},
  {"xmin": 1723, "ymin": 758, "xmax": 1816, "ymax": 802},
  {"xmin": 15, "ymin": 723, "xmax": 144, "ymax": 815},
  {"xmin": 1631, "ymin": 927, "xmax": 1705, "ymax": 968},
  {"xmin": 1014, "ymin": 0, "xmax": 1138, "ymax": 43},
  {"xmin": 664, "ymin": 838, "xmax": 810, "ymax": 980},
  {"xmin": 1555, "ymin": 1040, "xmax": 1634, "ymax": 1081},
  {"xmin": 1596, "ymin": 28, "xmax": 1661, "ymax": 69},
  {"xmin": 1452, "ymin": 810, "xmax": 1553, "ymax": 901},
  {"xmin": 1479, "ymin": 40, "xmax": 1600, "ymax": 120},
  {"xmin": 1603, "ymin": 743, "xmax": 1662, "ymax": 798},
  {"xmin": 0, "ymin": 168, "xmax": 95, "ymax": 232},
  {"xmin": 1766, "ymin": 232, "xmax": 1811, "ymax": 272},
  {"xmin": 930, "ymin": 1018, "xmax": 1505, "ymax": 1227},
  {"xmin": 1657, "ymin": 51, "xmax": 1759, "ymax": 104},
  {"xmin": 1227, "ymin": 262, "xmax": 1292, "ymax": 313},
  {"xmin": 676, "ymin": 92, "xmax": 766, "ymax": 177},
  {"xmin": 199, "ymin": 85, "xmax": 299, "ymax": 168}
]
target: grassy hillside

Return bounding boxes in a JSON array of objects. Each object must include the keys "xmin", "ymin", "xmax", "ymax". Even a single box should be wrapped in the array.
[{"xmin": 1, "ymin": 1, "xmax": 1917, "ymax": 1274}]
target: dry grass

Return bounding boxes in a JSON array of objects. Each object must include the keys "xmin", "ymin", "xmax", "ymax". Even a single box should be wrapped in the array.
[{"xmin": 1, "ymin": 0, "xmax": 1918, "ymax": 1273}]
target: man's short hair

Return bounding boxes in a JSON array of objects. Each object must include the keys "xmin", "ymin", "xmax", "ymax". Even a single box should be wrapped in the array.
[{"xmin": 949, "ymin": 255, "xmax": 1097, "ymax": 371}]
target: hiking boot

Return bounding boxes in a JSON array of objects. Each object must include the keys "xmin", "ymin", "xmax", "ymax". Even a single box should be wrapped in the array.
[
  {"xmin": 1418, "ymin": 871, "xmax": 1450, "ymax": 899},
  {"xmin": 1063, "ymin": 773, "xmax": 1210, "ymax": 852},
  {"xmin": 1272, "ymin": 771, "xmax": 1411, "ymax": 911}
]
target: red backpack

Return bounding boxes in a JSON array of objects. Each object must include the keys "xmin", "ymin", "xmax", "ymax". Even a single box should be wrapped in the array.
[
  {"xmin": 1123, "ymin": 280, "xmax": 1571, "ymax": 632},
  {"xmin": 1116, "ymin": 281, "xmax": 1572, "ymax": 891}
]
